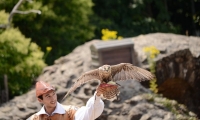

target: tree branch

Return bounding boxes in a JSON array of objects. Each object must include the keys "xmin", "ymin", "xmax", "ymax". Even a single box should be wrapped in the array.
[
  {"xmin": 14, "ymin": 10, "xmax": 41, "ymax": 15},
  {"xmin": 8, "ymin": 0, "xmax": 24, "ymax": 24},
  {"xmin": 0, "ymin": 0, "xmax": 41, "ymax": 29},
  {"xmin": 4, "ymin": 74, "xmax": 9, "ymax": 102}
]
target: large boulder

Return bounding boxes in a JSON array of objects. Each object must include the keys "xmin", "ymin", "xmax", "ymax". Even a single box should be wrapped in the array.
[{"xmin": 0, "ymin": 33, "xmax": 199, "ymax": 120}]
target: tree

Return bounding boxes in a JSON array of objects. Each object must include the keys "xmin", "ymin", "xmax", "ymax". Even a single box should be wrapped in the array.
[
  {"xmin": 91, "ymin": 0, "xmax": 180, "ymax": 39},
  {"xmin": 0, "ymin": 1, "xmax": 45, "ymax": 100},
  {"xmin": 167, "ymin": 0, "xmax": 200, "ymax": 36},
  {"xmin": 0, "ymin": 0, "xmax": 41, "ymax": 29},
  {"xmin": 0, "ymin": 25, "xmax": 46, "ymax": 97},
  {"xmin": 0, "ymin": 0, "xmax": 95, "ymax": 65},
  {"xmin": 91, "ymin": 0, "xmax": 200, "ymax": 38}
]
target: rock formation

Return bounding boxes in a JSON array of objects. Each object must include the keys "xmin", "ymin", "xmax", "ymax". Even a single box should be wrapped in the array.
[{"xmin": 0, "ymin": 33, "xmax": 199, "ymax": 120}]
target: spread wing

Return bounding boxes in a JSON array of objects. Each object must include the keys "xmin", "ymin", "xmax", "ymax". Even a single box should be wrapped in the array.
[
  {"xmin": 62, "ymin": 69, "xmax": 101, "ymax": 100},
  {"xmin": 111, "ymin": 63, "xmax": 154, "ymax": 82}
]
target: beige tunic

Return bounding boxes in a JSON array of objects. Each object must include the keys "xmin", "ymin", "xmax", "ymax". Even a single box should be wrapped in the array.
[{"xmin": 28, "ymin": 105, "xmax": 77, "ymax": 120}]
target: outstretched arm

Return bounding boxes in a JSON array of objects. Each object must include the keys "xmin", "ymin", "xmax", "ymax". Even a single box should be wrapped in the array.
[{"xmin": 74, "ymin": 88, "xmax": 104, "ymax": 120}]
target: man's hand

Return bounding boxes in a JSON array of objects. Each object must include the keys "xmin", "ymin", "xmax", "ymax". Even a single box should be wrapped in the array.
[{"xmin": 96, "ymin": 85, "xmax": 103, "ymax": 96}]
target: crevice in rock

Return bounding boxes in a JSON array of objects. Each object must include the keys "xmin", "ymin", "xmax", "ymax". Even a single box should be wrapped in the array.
[{"xmin": 155, "ymin": 49, "xmax": 200, "ymax": 117}]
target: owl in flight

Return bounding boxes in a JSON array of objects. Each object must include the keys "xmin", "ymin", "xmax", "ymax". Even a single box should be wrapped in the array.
[{"xmin": 63, "ymin": 63, "xmax": 154, "ymax": 101}]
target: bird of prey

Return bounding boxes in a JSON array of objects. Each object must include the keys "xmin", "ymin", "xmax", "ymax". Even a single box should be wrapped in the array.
[{"xmin": 63, "ymin": 63, "xmax": 154, "ymax": 100}]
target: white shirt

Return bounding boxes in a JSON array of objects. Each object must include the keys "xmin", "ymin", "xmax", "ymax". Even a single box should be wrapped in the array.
[
  {"xmin": 27, "ymin": 92, "xmax": 104, "ymax": 120},
  {"xmin": 74, "ymin": 92, "xmax": 104, "ymax": 120}
]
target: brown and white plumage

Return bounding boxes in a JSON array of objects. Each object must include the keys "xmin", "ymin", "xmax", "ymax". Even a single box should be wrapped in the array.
[
  {"xmin": 63, "ymin": 63, "xmax": 154, "ymax": 100},
  {"xmin": 97, "ymin": 83, "xmax": 120, "ymax": 101}
]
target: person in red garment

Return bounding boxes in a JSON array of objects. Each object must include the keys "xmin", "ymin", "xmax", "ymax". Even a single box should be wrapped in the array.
[{"xmin": 27, "ymin": 81, "xmax": 105, "ymax": 120}]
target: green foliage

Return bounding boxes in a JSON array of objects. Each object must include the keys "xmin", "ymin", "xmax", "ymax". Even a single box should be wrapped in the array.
[
  {"xmin": 0, "ymin": 10, "xmax": 8, "ymax": 24},
  {"xmin": 0, "ymin": 0, "xmax": 95, "ymax": 65},
  {"xmin": 0, "ymin": 28, "xmax": 46, "ymax": 96},
  {"xmin": 91, "ymin": 0, "xmax": 180, "ymax": 39},
  {"xmin": 143, "ymin": 46, "xmax": 160, "ymax": 93},
  {"xmin": 0, "ymin": 10, "xmax": 8, "ymax": 33}
]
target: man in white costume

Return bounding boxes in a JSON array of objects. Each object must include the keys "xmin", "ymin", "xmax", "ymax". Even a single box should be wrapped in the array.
[{"xmin": 27, "ymin": 81, "xmax": 104, "ymax": 120}]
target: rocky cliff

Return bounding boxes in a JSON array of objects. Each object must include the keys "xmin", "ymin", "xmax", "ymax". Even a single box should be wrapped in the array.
[{"xmin": 0, "ymin": 33, "xmax": 199, "ymax": 120}]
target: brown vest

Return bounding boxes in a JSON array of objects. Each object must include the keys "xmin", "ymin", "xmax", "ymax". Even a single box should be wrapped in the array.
[{"xmin": 29, "ymin": 105, "xmax": 78, "ymax": 120}]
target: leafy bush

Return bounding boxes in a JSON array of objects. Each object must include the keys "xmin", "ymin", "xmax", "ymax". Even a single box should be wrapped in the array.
[
  {"xmin": 0, "ymin": 10, "xmax": 7, "ymax": 23},
  {"xmin": 0, "ymin": 10, "xmax": 8, "ymax": 33},
  {"xmin": 0, "ymin": 27, "xmax": 46, "ymax": 96}
]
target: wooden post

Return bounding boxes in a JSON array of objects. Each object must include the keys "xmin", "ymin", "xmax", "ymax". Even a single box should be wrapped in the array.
[{"xmin": 4, "ymin": 74, "xmax": 9, "ymax": 101}]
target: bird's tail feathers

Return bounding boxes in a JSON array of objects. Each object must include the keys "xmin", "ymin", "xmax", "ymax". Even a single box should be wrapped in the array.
[{"xmin": 98, "ymin": 83, "xmax": 120, "ymax": 101}]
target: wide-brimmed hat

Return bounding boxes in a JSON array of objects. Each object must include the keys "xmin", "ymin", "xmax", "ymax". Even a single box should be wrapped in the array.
[{"xmin": 35, "ymin": 81, "xmax": 55, "ymax": 97}]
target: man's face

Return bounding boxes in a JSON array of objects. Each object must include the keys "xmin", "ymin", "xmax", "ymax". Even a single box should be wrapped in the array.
[{"xmin": 38, "ymin": 90, "xmax": 57, "ymax": 108}]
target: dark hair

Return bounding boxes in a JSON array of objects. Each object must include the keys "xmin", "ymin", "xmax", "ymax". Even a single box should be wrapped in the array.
[{"xmin": 38, "ymin": 95, "xmax": 43, "ymax": 100}]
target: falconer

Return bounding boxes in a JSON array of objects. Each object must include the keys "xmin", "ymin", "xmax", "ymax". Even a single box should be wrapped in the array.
[{"xmin": 27, "ymin": 81, "xmax": 105, "ymax": 120}]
